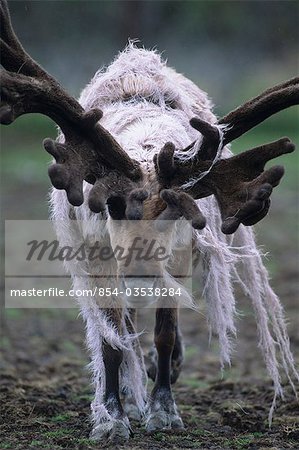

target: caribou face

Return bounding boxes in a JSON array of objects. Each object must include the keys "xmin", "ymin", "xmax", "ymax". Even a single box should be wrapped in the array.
[{"xmin": 105, "ymin": 182, "xmax": 181, "ymax": 307}]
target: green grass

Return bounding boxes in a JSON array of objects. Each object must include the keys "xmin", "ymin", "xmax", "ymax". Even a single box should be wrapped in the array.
[
  {"xmin": 50, "ymin": 413, "xmax": 73, "ymax": 423},
  {"xmin": 184, "ymin": 345, "xmax": 199, "ymax": 359},
  {"xmin": 182, "ymin": 377, "xmax": 210, "ymax": 389},
  {"xmin": 0, "ymin": 336, "xmax": 10, "ymax": 348},
  {"xmin": 191, "ymin": 428, "xmax": 211, "ymax": 437},
  {"xmin": 29, "ymin": 441, "xmax": 46, "ymax": 448},
  {"xmin": 4, "ymin": 309, "xmax": 23, "ymax": 319},
  {"xmin": 43, "ymin": 429, "xmax": 70, "ymax": 438},
  {"xmin": 223, "ymin": 434, "xmax": 257, "ymax": 449}
]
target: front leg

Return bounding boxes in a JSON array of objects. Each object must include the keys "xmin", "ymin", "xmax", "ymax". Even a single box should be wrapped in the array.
[
  {"xmin": 89, "ymin": 308, "xmax": 132, "ymax": 442},
  {"xmin": 147, "ymin": 322, "xmax": 184, "ymax": 384},
  {"xmin": 121, "ymin": 308, "xmax": 143, "ymax": 421},
  {"xmin": 146, "ymin": 307, "xmax": 184, "ymax": 432}
]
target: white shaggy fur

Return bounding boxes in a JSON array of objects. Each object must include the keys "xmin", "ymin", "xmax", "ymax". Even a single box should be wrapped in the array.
[{"xmin": 50, "ymin": 44, "xmax": 298, "ymax": 429}]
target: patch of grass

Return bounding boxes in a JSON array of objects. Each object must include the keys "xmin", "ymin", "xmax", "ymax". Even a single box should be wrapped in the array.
[
  {"xmin": 43, "ymin": 429, "xmax": 70, "ymax": 439},
  {"xmin": 0, "ymin": 336, "xmax": 11, "ymax": 349},
  {"xmin": 252, "ymin": 431, "xmax": 263, "ymax": 438},
  {"xmin": 184, "ymin": 345, "xmax": 199, "ymax": 359},
  {"xmin": 5, "ymin": 308, "xmax": 23, "ymax": 319},
  {"xmin": 29, "ymin": 440, "xmax": 47, "ymax": 448},
  {"xmin": 186, "ymin": 413, "xmax": 201, "ymax": 426},
  {"xmin": 153, "ymin": 432, "xmax": 166, "ymax": 442},
  {"xmin": 191, "ymin": 428, "xmax": 210, "ymax": 437},
  {"xmin": 180, "ymin": 404, "xmax": 196, "ymax": 411},
  {"xmin": 0, "ymin": 443, "xmax": 14, "ymax": 449},
  {"xmin": 223, "ymin": 433, "xmax": 257, "ymax": 449},
  {"xmin": 50, "ymin": 413, "xmax": 72, "ymax": 423},
  {"xmin": 72, "ymin": 393, "xmax": 93, "ymax": 402},
  {"xmin": 182, "ymin": 377, "xmax": 209, "ymax": 389},
  {"xmin": 61, "ymin": 340, "xmax": 80, "ymax": 354},
  {"xmin": 186, "ymin": 442, "xmax": 204, "ymax": 449}
]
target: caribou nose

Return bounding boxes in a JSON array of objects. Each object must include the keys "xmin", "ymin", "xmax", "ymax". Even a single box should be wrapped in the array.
[
  {"xmin": 121, "ymin": 276, "xmax": 158, "ymax": 291},
  {"xmin": 120, "ymin": 275, "xmax": 159, "ymax": 307}
]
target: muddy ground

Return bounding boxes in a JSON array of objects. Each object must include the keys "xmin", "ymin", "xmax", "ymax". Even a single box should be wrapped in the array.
[{"xmin": 1, "ymin": 259, "xmax": 299, "ymax": 450}]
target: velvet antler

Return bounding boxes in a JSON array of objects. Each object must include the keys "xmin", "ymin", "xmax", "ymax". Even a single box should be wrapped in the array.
[
  {"xmin": 0, "ymin": 0, "xmax": 142, "ymax": 208},
  {"xmin": 195, "ymin": 138, "xmax": 294, "ymax": 234},
  {"xmin": 156, "ymin": 136, "xmax": 295, "ymax": 233},
  {"xmin": 187, "ymin": 77, "xmax": 299, "ymax": 161},
  {"xmin": 155, "ymin": 76, "xmax": 298, "ymax": 233},
  {"xmin": 220, "ymin": 77, "xmax": 299, "ymax": 147},
  {"xmin": 155, "ymin": 189, "xmax": 206, "ymax": 231}
]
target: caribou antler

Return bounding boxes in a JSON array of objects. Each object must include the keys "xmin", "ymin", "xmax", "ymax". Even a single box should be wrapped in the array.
[
  {"xmin": 190, "ymin": 76, "xmax": 298, "ymax": 232},
  {"xmin": 0, "ymin": 0, "xmax": 142, "ymax": 208},
  {"xmin": 187, "ymin": 77, "xmax": 299, "ymax": 161},
  {"xmin": 220, "ymin": 77, "xmax": 299, "ymax": 147},
  {"xmin": 155, "ymin": 189, "xmax": 206, "ymax": 231},
  {"xmin": 156, "ymin": 135, "xmax": 296, "ymax": 234},
  {"xmin": 155, "ymin": 76, "xmax": 298, "ymax": 233}
]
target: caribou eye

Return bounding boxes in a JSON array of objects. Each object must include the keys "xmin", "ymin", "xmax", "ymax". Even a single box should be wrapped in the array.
[{"xmin": 107, "ymin": 196, "xmax": 126, "ymax": 220}]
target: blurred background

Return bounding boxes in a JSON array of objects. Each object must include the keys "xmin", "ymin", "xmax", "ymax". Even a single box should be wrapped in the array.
[{"xmin": 1, "ymin": 2, "xmax": 298, "ymax": 448}]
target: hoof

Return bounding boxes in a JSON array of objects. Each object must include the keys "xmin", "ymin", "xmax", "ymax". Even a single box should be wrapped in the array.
[
  {"xmin": 123, "ymin": 401, "xmax": 142, "ymax": 421},
  {"xmin": 90, "ymin": 417, "xmax": 132, "ymax": 443},
  {"xmin": 121, "ymin": 389, "xmax": 143, "ymax": 422},
  {"xmin": 145, "ymin": 410, "xmax": 184, "ymax": 432}
]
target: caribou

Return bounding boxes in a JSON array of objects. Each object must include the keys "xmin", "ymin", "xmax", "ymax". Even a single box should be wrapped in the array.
[{"xmin": 1, "ymin": 0, "xmax": 298, "ymax": 442}]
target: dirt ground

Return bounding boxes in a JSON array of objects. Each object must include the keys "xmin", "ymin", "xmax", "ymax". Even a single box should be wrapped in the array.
[{"xmin": 1, "ymin": 262, "xmax": 299, "ymax": 450}]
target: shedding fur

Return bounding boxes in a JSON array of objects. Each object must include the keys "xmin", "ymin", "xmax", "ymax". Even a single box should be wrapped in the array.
[{"xmin": 50, "ymin": 44, "xmax": 298, "ymax": 428}]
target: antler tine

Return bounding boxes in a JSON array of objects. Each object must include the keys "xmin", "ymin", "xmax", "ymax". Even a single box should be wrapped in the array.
[
  {"xmin": 155, "ymin": 189, "xmax": 206, "ymax": 231},
  {"xmin": 219, "ymin": 77, "xmax": 299, "ymax": 145},
  {"xmin": 0, "ymin": 0, "xmax": 142, "ymax": 208},
  {"xmin": 88, "ymin": 177, "xmax": 111, "ymax": 213},
  {"xmin": 184, "ymin": 77, "xmax": 298, "ymax": 162},
  {"xmin": 185, "ymin": 137, "xmax": 295, "ymax": 234},
  {"xmin": 231, "ymin": 137, "xmax": 295, "ymax": 172},
  {"xmin": 189, "ymin": 117, "xmax": 221, "ymax": 161},
  {"xmin": 154, "ymin": 142, "xmax": 176, "ymax": 186}
]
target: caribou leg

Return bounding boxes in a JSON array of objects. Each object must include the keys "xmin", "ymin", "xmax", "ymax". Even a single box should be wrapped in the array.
[
  {"xmin": 171, "ymin": 323, "xmax": 184, "ymax": 384},
  {"xmin": 121, "ymin": 308, "xmax": 143, "ymax": 421},
  {"xmin": 90, "ymin": 308, "xmax": 132, "ymax": 442},
  {"xmin": 146, "ymin": 307, "xmax": 184, "ymax": 432},
  {"xmin": 147, "ymin": 321, "xmax": 184, "ymax": 384}
]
